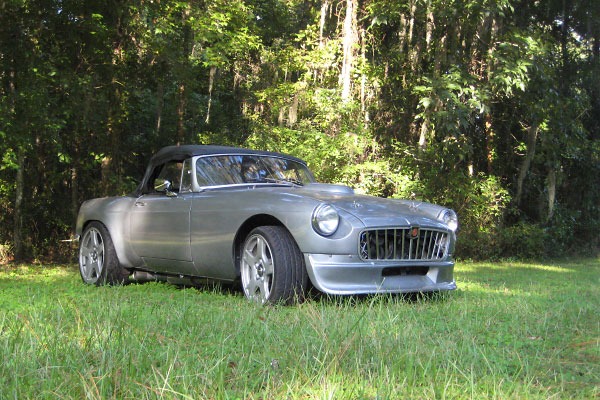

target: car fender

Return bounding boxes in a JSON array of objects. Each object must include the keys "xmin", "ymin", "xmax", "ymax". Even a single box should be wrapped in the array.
[{"xmin": 76, "ymin": 196, "xmax": 142, "ymax": 269}]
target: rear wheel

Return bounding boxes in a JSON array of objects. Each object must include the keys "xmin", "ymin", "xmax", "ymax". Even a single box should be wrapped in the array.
[
  {"xmin": 79, "ymin": 221, "xmax": 129, "ymax": 286},
  {"xmin": 240, "ymin": 226, "xmax": 308, "ymax": 304}
]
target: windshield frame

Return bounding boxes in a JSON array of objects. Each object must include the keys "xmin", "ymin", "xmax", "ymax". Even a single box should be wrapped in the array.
[{"xmin": 190, "ymin": 154, "xmax": 315, "ymax": 191}]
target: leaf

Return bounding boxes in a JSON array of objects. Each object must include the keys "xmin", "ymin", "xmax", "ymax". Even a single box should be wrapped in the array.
[{"xmin": 371, "ymin": 15, "xmax": 388, "ymax": 26}]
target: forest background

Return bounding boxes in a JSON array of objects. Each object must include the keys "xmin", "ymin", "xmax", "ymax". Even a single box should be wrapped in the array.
[{"xmin": 0, "ymin": 0, "xmax": 599, "ymax": 262}]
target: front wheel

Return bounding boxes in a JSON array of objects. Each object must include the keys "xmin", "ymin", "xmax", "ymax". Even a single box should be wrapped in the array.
[
  {"xmin": 79, "ymin": 221, "xmax": 129, "ymax": 286},
  {"xmin": 240, "ymin": 226, "xmax": 308, "ymax": 304}
]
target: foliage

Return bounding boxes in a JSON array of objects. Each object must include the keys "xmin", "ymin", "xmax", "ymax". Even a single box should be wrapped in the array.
[
  {"xmin": 499, "ymin": 222, "xmax": 549, "ymax": 260},
  {"xmin": 1, "ymin": 0, "xmax": 600, "ymax": 261}
]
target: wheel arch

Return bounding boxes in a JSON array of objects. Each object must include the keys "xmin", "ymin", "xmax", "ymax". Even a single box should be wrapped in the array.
[
  {"xmin": 80, "ymin": 219, "xmax": 120, "ymax": 260},
  {"xmin": 81, "ymin": 218, "xmax": 98, "ymax": 235},
  {"xmin": 232, "ymin": 214, "xmax": 292, "ymax": 276},
  {"xmin": 79, "ymin": 217, "xmax": 137, "ymax": 270}
]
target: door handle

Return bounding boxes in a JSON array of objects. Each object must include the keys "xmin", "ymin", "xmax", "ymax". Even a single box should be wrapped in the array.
[{"xmin": 135, "ymin": 202, "xmax": 146, "ymax": 207}]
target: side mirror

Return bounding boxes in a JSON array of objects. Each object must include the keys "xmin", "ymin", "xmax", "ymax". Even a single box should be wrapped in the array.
[
  {"xmin": 154, "ymin": 179, "xmax": 177, "ymax": 196},
  {"xmin": 154, "ymin": 178, "xmax": 171, "ymax": 192}
]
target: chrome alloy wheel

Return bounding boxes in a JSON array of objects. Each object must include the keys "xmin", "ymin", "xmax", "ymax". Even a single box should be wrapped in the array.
[
  {"xmin": 79, "ymin": 227, "xmax": 105, "ymax": 284},
  {"xmin": 241, "ymin": 234, "xmax": 274, "ymax": 303}
]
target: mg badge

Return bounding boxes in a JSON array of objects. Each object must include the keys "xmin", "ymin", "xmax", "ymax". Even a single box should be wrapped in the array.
[
  {"xmin": 351, "ymin": 201, "xmax": 362, "ymax": 209},
  {"xmin": 410, "ymin": 227, "xmax": 420, "ymax": 239}
]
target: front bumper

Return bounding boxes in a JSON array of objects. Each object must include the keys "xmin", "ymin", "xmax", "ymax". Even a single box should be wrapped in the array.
[{"xmin": 304, "ymin": 253, "xmax": 456, "ymax": 295}]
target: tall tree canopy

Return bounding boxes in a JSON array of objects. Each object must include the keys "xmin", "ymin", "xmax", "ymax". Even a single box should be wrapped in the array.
[{"xmin": 1, "ymin": 0, "xmax": 599, "ymax": 261}]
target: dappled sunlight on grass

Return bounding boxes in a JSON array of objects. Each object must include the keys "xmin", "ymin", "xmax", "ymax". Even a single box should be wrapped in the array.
[
  {"xmin": 0, "ymin": 263, "xmax": 74, "ymax": 279},
  {"xmin": 455, "ymin": 259, "xmax": 599, "ymax": 297},
  {"xmin": 459, "ymin": 261, "xmax": 581, "ymax": 273}
]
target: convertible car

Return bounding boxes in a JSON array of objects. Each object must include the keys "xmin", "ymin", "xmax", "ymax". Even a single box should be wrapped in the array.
[{"xmin": 76, "ymin": 145, "xmax": 458, "ymax": 303}]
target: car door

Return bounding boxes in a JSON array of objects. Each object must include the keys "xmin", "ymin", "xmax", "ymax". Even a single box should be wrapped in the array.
[
  {"xmin": 130, "ymin": 159, "xmax": 194, "ymax": 275},
  {"xmin": 190, "ymin": 155, "xmax": 263, "ymax": 280}
]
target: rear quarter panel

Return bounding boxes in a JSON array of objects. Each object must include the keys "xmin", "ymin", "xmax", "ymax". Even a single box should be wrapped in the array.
[{"xmin": 76, "ymin": 196, "xmax": 142, "ymax": 269}]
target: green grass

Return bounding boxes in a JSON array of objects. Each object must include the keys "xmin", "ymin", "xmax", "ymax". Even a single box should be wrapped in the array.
[{"xmin": 0, "ymin": 259, "xmax": 598, "ymax": 399}]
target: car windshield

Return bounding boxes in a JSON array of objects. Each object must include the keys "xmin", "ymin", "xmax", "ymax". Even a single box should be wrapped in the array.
[{"xmin": 195, "ymin": 155, "xmax": 316, "ymax": 187}]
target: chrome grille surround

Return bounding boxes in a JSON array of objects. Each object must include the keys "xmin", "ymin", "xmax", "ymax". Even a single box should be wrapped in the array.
[{"xmin": 359, "ymin": 227, "xmax": 449, "ymax": 261}]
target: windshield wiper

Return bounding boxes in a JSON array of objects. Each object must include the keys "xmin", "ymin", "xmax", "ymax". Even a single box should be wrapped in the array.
[
  {"xmin": 264, "ymin": 177, "xmax": 304, "ymax": 186},
  {"xmin": 246, "ymin": 177, "xmax": 304, "ymax": 186}
]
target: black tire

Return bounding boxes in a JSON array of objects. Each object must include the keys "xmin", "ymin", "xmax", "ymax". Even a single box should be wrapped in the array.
[
  {"xmin": 240, "ymin": 225, "xmax": 308, "ymax": 304},
  {"xmin": 79, "ymin": 221, "xmax": 129, "ymax": 286}
]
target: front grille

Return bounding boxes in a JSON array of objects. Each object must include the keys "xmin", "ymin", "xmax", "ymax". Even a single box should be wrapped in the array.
[{"xmin": 359, "ymin": 228, "xmax": 448, "ymax": 261}]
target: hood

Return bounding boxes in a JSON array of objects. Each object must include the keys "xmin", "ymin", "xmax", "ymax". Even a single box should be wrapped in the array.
[{"xmin": 292, "ymin": 183, "xmax": 447, "ymax": 228}]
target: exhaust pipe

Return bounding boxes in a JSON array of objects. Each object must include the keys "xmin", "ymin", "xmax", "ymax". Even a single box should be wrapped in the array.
[{"xmin": 132, "ymin": 271, "xmax": 164, "ymax": 282}]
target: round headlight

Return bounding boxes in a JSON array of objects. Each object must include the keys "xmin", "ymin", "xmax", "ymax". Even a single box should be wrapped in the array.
[
  {"xmin": 438, "ymin": 209, "xmax": 458, "ymax": 232},
  {"xmin": 312, "ymin": 204, "xmax": 339, "ymax": 236}
]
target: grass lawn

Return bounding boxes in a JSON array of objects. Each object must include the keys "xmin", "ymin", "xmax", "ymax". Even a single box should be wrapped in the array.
[{"xmin": 0, "ymin": 259, "xmax": 598, "ymax": 399}]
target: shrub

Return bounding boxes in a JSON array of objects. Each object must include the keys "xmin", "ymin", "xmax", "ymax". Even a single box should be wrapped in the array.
[
  {"xmin": 499, "ymin": 222, "xmax": 548, "ymax": 259},
  {"xmin": 455, "ymin": 230, "xmax": 503, "ymax": 260}
]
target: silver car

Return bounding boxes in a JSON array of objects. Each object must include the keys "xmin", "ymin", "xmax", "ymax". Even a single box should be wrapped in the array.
[{"xmin": 76, "ymin": 145, "xmax": 458, "ymax": 303}]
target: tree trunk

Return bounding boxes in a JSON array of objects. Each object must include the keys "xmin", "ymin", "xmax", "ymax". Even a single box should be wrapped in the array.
[
  {"xmin": 71, "ymin": 160, "xmax": 78, "ymax": 231},
  {"xmin": 447, "ymin": 18, "xmax": 458, "ymax": 65},
  {"xmin": 425, "ymin": 2, "xmax": 434, "ymax": 52},
  {"xmin": 560, "ymin": 0, "xmax": 570, "ymax": 94},
  {"xmin": 485, "ymin": 16, "xmax": 499, "ymax": 173},
  {"xmin": 340, "ymin": 0, "xmax": 358, "ymax": 102},
  {"xmin": 515, "ymin": 125, "xmax": 538, "ymax": 206},
  {"xmin": 591, "ymin": 30, "xmax": 599, "ymax": 122},
  {"xmin": 101, "ymin": 155, "xmax": 111, "ymax": 196},
  {"xmin": 418, "ymin": 114, "xmax": 429, "ymax": 153},
  {"xmin": 399, "ymin": 13, "xmax": 407, "ymax": 54},
  {"xmin": 434, "ymin": 34, "xmax": 446, "ymax": 74},
  {"xmin": 176, "ymin": 83, "xmax": 185, "ymax": 144},
  {"xmin": 287, "ymin": 96, "xmax": 298, "ymax": 127},
  {"xmin": 594, "ymin": 31, "xmax": 599, "ymax": 67},
  {"xmin": 156, "ymin": 80, "xmax": 163, "ymax": 135},
  {"xmin": 360, "ymin": 27, "xmax": 366, "ymax": 116},
  {"xmin": 485, "ymin": 114, "xmax": 494, "ymax": 173},
  {"xmin": 546, "ymin": 167, "xmax": 556, "ymax": 221},
  {"xmin": 205, "ymin": 66, "xmax": 217, "ymax": 124},
  {"xmin": 7, "ymin": 60, "xmax": 24, "ymax": 261},
  {"xmin": 319, "ymin": 1, "xmax": 329, "ymax": 47},
  {"xmin": 470, "ymin": 15, "xmax": 487, "ymax": 77},
  {"xmin": 71, "ymin": 95, "xmax": 89, "ymax": 230},
  {"xmin": 407, "ymin": 0, "xmax": 418, "ymax": 70},
  {"xmin": 104, "ymin": 12, "xmax": 125, "ymax": 195},
  {"xmin": 417, "ymin": 4, "xmax": 435, "ymax": 153},
  {"xmin": 13, "ymin": 147, "xmax": 25, "ymax": 262},
  {"xmin": 407, "ymin": 0, "xmax": 416, "ymax": 51},
  {"xmin": 104, "ymin": 77, "xmax": 121, "ymax": 195},
  {"xmin": 112, "ymin": 84, "xmax": 122, "ymax": 190},
  {"xmin": 177, "ymin": 4, "xmax": 193, "ymax": 144}
]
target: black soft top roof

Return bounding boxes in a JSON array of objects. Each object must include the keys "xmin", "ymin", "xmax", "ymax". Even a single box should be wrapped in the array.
[
  {"xmin": 133, "ymin": 145, "xmax": 306, "ymax": 196},
  {"xmin": 149, "ymin": 145, "xmax": 305, "ymax": 166}
]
